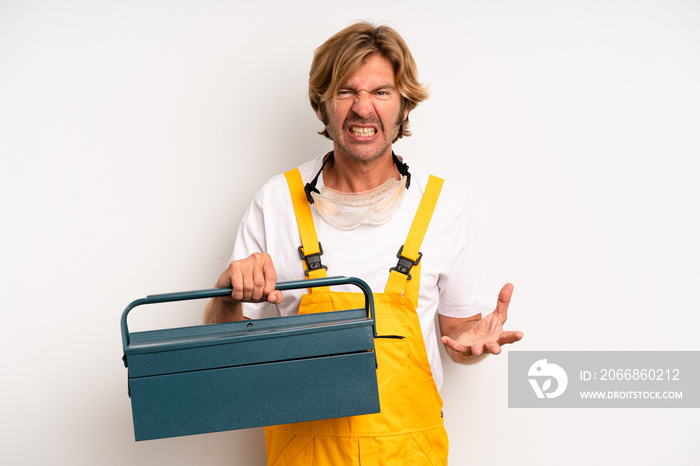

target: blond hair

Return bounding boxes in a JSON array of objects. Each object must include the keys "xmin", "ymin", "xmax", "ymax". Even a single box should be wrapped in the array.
[{"xmin": 309, "ymin": 22, "xmax": 429, "ymax": 141}]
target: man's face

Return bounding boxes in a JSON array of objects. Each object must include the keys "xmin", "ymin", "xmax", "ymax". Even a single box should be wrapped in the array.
[{"xmin": 319, "ymin": 53, "xmax": 408, "ymax": 164}]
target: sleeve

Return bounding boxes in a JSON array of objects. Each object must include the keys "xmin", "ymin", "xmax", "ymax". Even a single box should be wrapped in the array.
[
  {"xmin": 228, "ymin": 192, "xmax": 269, "ymax": 320},
  {"xmin": 436, "ymin": 190, "xmax": 494, "ymax": 318}
]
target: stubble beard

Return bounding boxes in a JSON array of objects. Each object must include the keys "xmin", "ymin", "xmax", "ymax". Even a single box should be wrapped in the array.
[{"xmin": 326, "ymin": 110, "xmax": 404, "ymax": 164}]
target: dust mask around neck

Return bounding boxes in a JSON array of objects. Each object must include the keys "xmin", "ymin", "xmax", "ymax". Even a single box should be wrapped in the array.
[{"xmin": 304, "ymin": 151, "xmax": 412, "ymax": 230}]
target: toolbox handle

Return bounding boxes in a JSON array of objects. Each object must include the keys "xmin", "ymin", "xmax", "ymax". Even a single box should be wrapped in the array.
[{"xmin": 120, "ymin": 276, "xmax": 375, "ymax": 352}]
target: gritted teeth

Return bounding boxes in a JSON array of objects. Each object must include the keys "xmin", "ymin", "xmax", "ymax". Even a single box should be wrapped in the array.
[{"xmin": 350, "ymin": 126, "xmax": 377, "ymax": 137}]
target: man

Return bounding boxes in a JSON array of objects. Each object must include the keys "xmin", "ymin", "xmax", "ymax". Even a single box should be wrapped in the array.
[{"xmin": 204, "ymin": 21, "xmax": 522, "ymax": 465}]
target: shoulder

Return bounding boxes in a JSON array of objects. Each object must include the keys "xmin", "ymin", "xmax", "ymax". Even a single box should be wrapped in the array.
[
  {"xmin": 250, "ymin": 154, "xmax": 326, "ymax": 206},
  {"xmin": 405, "ymin": 161, "xmax": 469, "ymax": 212}
]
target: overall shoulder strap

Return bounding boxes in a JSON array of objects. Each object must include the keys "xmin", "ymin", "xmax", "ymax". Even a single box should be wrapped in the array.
[
  {"xmin": 385, "ymin": 175, "xmax": 444, "ymax": 305},
  {"xmin": 284, "ymin": 168, "xmax": 329, "ymax": 292}
]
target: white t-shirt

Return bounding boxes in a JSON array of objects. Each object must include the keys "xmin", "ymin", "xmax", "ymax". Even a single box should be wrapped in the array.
[{"xmin": 230, "ymin": 154, "xmax": 493, "ymax": 391}]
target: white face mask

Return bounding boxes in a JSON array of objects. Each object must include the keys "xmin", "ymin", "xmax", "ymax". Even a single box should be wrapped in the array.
[
  {"xmin": 304, "ymin": 151, "xmax": 412, "ymax": 231},
  {"xmin": 311, "ymin": 175, "xmax": 408, "ymax": 230}
]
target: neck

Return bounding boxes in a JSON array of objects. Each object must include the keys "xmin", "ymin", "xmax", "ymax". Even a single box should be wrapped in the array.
[{"xmin": 323, "ymin": 147, "xmax": 399, "ymax": 193}]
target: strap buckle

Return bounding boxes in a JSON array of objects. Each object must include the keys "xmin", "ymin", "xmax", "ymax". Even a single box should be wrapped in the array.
[
  {"xmin": 390, "ymin": 245, "xmax": 422, "ymax": 280},
  {"xmin": 298, "ymin": 242, "xmax": 327, "ymax": 276}
]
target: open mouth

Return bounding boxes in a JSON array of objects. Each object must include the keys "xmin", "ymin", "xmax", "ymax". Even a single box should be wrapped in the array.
[{"xmin": 349, "ymin": 126, "xmax": 377, "ymax": 137}]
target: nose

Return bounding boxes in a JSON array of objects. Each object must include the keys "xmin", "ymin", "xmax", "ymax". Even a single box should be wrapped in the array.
[{"xmin": 351, "ymin": 90, "xmax": 375, "ymax": 119}]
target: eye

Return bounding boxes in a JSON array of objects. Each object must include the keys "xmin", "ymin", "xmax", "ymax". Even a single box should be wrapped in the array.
[
  {"xmin": 375, "ymin": 90, "xmax": 391, "ymax": 100},
  {"xmin": 337, "ymin": 90, "xmax": 353, "ymax": 99}
]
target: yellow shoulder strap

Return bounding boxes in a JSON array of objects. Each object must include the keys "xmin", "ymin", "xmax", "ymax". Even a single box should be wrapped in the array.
[
  {"xmin": 284, "ymin": 168, "xmax": 329, "ymax": 292},
  {"xmin": 385, "ymin": 175, "xmax": 444, "ymax": 305}
]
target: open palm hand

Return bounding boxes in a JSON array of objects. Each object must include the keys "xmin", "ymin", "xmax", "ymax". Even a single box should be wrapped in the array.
[{"xmin": 441, "ymin": 283, "xmax": 523, "ymax": 357}]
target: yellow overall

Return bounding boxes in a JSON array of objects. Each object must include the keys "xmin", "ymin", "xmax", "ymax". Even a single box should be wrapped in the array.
[{"xmin": 265, "ymin": 169, "xmax": 447, "ymax": 466}]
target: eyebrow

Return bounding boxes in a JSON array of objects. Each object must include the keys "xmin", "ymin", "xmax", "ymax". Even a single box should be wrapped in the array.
[{"xmin": 339, "ymin": 84, "xmax": 397, "ymax": 92}]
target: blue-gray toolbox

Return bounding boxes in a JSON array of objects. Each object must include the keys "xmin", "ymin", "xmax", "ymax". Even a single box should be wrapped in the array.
[{"xmin": 121, "ymin": 276, "xmax": 379, "ymax": 441}]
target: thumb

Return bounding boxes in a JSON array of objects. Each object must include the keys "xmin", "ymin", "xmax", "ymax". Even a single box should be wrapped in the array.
[
  {"xmin": 267, "ymin": 290, "xmax": 284, "ymax": 305},
  {"xmin": 495, "ymin": 283, "xmax": 514, "ymax": 318}
]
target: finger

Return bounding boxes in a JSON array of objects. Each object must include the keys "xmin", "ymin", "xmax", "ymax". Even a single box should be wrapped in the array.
[
  {"xmin": 236, "ymin": 252, "xmax": 276, "ymax": 302},
  {"xmin": 261, "ymin": 254, "xmax": 278, "ymax": 300},
  {"xmin": 497, "ymin": 330, "xmax": 524, "ymax": 345},
  {"xmin": 494, "ymin": 283, "xmax": 514, "ymax": 319},
  {"xmin": 440, "ymin": 335, "xmax": 458, "ymax": 351},
  {"xmin": 232, "ymin": 253, "xmax": 268, "ymax": 302},
  {"xmin": 229, "ymin": 261, "xmax": 245, "ymax": 301},
  {"xmin": 441, "ymin": 336, "xmax": 473, "ymax": 356},
  {"xmin": 240, "ymin": 260, "xmax": 256, "ymax": 301},
  {"xmin": 267, "ymin": 290, "xmax": 284, "ymax": 305},
  {"xmin": 249, "ymin": 254, "xmax": 270, "ymax": 301},
  {"xmin": 484, "ymin": 340, "xmax": 502, "ymax": 355}
]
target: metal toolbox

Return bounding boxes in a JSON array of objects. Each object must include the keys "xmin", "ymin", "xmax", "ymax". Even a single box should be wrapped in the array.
[{"xmin": 121, "ymin": 276, "xmax": 379, "ymax": 441}]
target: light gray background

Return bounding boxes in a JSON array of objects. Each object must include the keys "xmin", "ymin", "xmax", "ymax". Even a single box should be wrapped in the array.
[{"xmin": 1, "ymin": 1, "xmax": 698, "ymax": 465}]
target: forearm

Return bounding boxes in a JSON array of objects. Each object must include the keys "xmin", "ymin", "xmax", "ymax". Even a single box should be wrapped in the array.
[
  {"xmin": 203, "ymin": 270, "xmax": 245, "ymax": 324},
  {"xmin": 203, "ymin": 297, "xmax": 244, "ymax": 324}
]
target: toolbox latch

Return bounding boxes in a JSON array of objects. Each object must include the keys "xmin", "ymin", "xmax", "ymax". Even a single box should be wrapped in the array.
[
  {"xmin": 390, "ymin": 245, "xmax": 422, "ymax": 280},
  {"xmin": 298, "ymin": 242, "xmax": 328, "ymax": 276}
]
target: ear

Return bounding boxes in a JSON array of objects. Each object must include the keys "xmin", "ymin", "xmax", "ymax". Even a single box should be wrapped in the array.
[{"xmin": 403, "ymin": 108, "xmax": 409, "ymax": 122}]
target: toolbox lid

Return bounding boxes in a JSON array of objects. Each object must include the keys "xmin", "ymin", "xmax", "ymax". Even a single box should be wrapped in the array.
[{"xmin": 124, "ymin": 308, "xmax": 377, "ymax": 378}]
